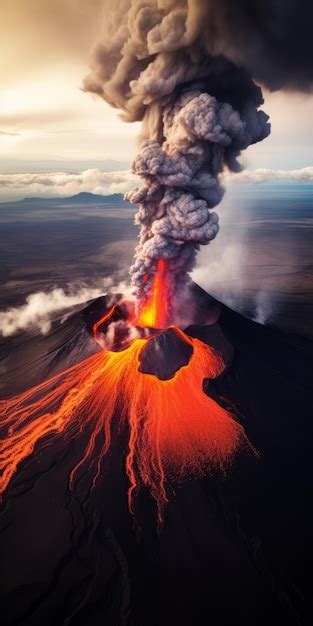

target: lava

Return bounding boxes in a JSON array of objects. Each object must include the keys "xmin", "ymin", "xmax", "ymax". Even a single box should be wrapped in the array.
[
  {"xmin": 137, "ymin": 259, "xmax": 169, "ymax": 329},
  {"xmin": 92, "ymin": 302, "xmax": 120, "ymax": 340},
  {"xmin": 0, "ymin": 259, "xmax": 252, "ymax": 523},
  {"xmin": 0, "ymin": 312, "xmax": 250, "ymax": 523}
]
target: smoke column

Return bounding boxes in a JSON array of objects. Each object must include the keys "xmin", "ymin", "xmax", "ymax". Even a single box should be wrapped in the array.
[
  {"xmin": 125, "ymin": 84, "xmax": 269, "ymax": 305},
  {"xmin": 84, "ymin": 0, "xmax": 312, "ymax": 314}
]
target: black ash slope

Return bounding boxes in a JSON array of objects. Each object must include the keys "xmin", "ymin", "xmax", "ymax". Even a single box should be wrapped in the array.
[{"xmin": 0, "ymin": 286, "xmax": 312, "ymax": 626}]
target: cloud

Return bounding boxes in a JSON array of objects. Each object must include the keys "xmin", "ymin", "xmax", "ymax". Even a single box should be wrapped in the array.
[
  {"xmin": 0, "ymin": 167, "xmax": 312, "ymax": 201},
  {"xmin": 0, "ymin": 279, "xmax": 133, "ymax": 337},
  {"xmin": 0, "ymin": 169, "xmax": 139, "ymax": 199},
  {"xmin": 225, "ymin": 166, "xmax": 313, "ymax": 184},
  {"xmin": 0, "ymin": 130, "xmax": 20, "ymax": 136}
]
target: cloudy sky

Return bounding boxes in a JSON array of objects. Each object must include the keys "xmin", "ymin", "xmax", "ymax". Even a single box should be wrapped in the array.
[{"xmin": 1, "ymin": 0, "xmax": 312, "ymax": 200}]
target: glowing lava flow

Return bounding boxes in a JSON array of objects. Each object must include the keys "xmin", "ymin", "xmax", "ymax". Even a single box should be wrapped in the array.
[
  {"xmin": 0, "ymin": 322, "xmax": 250, "ymax": 522},
  {"xmin": 137, "ymin": 259, "xmax": 169, "ymax": 329},
  {"xmin": 92, "ymin": 303, "xmax": 120, "ymax": 339}
]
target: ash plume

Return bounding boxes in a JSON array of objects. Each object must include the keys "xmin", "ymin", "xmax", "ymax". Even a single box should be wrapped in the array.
[{"xmin": 84, "ymin": 0, "xmax": 312, "ymax": 307}]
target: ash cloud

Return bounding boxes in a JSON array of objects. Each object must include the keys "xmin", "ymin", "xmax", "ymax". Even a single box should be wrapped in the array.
[
  {"xmin": 202, "ymin": 0, "xmax": 313, "ymax": 93},
  {"xmin": 83, "ymin": 2, "xmax": 270, "ymax": 303},
  {"xmin": 125, "ymin": 83, "xmax": 269, "ymax": 299},
  {"xmin": 84, "ymin": 1, "xmax": 313, "ymax": 116},
  {"xmin": 83, "ymin": 0, "xmax": 312, "ymax": 308}
]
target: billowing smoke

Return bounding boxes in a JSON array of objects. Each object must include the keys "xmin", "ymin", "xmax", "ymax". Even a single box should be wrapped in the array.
[
  {"xmin": 125, "ymin": 83, "xmax": 269, "ymax": 299},
  {"xmin": 84, "ymin": 0, "xmax": 312, "ymax": 308}
]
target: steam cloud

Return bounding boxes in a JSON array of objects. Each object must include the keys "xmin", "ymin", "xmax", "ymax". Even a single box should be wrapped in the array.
[
  {"xmin": 0, "ymin": 280, "xmax": 128, "ymax": 337},
  {"xmin": 84, "ymin": 0, "xmax": 312, "ymax": 306}
]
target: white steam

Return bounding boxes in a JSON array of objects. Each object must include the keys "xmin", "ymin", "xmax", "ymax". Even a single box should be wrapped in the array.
[
  {"xmin": 193, "ymin": 243, "xmax": 275, "ymax": 326},
  {"xmin": 0, "ymin": 279, "xmax": 133, "ymax": 337}
]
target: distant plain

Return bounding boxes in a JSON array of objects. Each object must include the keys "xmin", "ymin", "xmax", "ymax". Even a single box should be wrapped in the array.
[{"xmin": 0, "ymin": 183, "xmax": 312, "ymax": 338}]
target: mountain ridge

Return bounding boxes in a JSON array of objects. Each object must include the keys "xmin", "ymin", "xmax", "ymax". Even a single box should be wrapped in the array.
[{"xmin": 0, "ymin": 192, "xmax": 131, "ymax": 207}]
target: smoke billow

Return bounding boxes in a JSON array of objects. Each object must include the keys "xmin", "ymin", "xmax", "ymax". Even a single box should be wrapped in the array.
[
  {"xmin": 125, "ymin": 84, "xmax": 269, "ymax": 300},
  {"xmin": 84, "ymin": 0, "xmax": 312, "ymax": 310}
]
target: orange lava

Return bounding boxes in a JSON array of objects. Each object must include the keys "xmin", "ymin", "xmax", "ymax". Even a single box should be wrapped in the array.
[
  {"xmin": 92, "ymin": 303, "xmax": 119, "ymax": 340},
  {"xmin": 137, "ymin": 259, "xmax": 169, "ymax": 328},
  {"xmin": 0, "ymin": 327, "xmax": 250, "ymax": 522}
]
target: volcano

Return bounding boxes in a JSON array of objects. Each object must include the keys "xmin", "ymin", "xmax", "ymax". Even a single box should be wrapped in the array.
[{"xmin": 0, "ymin": 284, "xmax": 312, "ymax": 626}]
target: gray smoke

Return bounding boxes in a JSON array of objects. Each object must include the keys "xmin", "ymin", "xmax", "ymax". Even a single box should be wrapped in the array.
[
  {"xmin": 84, "ymin": 0, "xmax": 311, "ymax": 308},
  {"xmin": 125, "ymin": 85, "xmax": 269, "ymax": 298}
]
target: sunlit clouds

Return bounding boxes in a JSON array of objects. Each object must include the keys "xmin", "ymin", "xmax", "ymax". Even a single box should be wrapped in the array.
[
  {"xmin": 0, "ymin": 167, "xmax": 312, "ymax": 202},
  {"xmin": 0, "ymin": 1, "xmax": 312, "ymax": 181},
  {"xmin": 0, "ymin": 168, "xmax": 138, "ymax": 200}
]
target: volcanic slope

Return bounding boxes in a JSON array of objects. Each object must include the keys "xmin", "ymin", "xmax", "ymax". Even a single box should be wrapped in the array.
[{"xmin": 0, "ymin": 285, "xmax": 312, "ymax": 626}]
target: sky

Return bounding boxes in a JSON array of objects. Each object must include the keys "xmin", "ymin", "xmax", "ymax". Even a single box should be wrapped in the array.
[{"xmin": 1, "ymin": 0, "xmax": 312, "ymax": 200}]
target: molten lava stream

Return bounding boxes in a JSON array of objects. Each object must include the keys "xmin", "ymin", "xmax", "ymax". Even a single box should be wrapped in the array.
[
  {"xmin": 137, "ymin": 259, "xmax": 169, "ymax": 329},
  {"xmin": 0, "ymin": 318, "xmax": 251, "ymax": 523}
]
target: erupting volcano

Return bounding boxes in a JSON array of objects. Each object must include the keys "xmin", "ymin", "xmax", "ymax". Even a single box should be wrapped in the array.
[
  {"xmin": 2, "ymin": 2, "xmax": 313, "ymax": 625},
  {"xmin": 1, "ymin": 0, "xmax": 273, "ymax": 520},
  {"xmin": 0, "ymin": 0, "xmax": 272, "ymax": 522},
  {"xmin": 0, "ymin": 266, "xmax": 251, "ymax": 523}
]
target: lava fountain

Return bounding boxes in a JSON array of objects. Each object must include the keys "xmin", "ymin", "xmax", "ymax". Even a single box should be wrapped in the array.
[
  {"xmin": 0, "ymin": 266, "xmax": 251, "ymax": 523},
  {"xmin": 137, "ymin": 259, "xmax": 169, "ymax": 329}
]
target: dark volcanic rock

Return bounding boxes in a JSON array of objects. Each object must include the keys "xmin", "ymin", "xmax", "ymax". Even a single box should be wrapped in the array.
[
  {"xmin": 138, "ymin": 327, "xmax": 193, "ymax": 379},
  {"xmin": 1, "ymin": 285, "xmax": 313, "ymax": 626}
]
